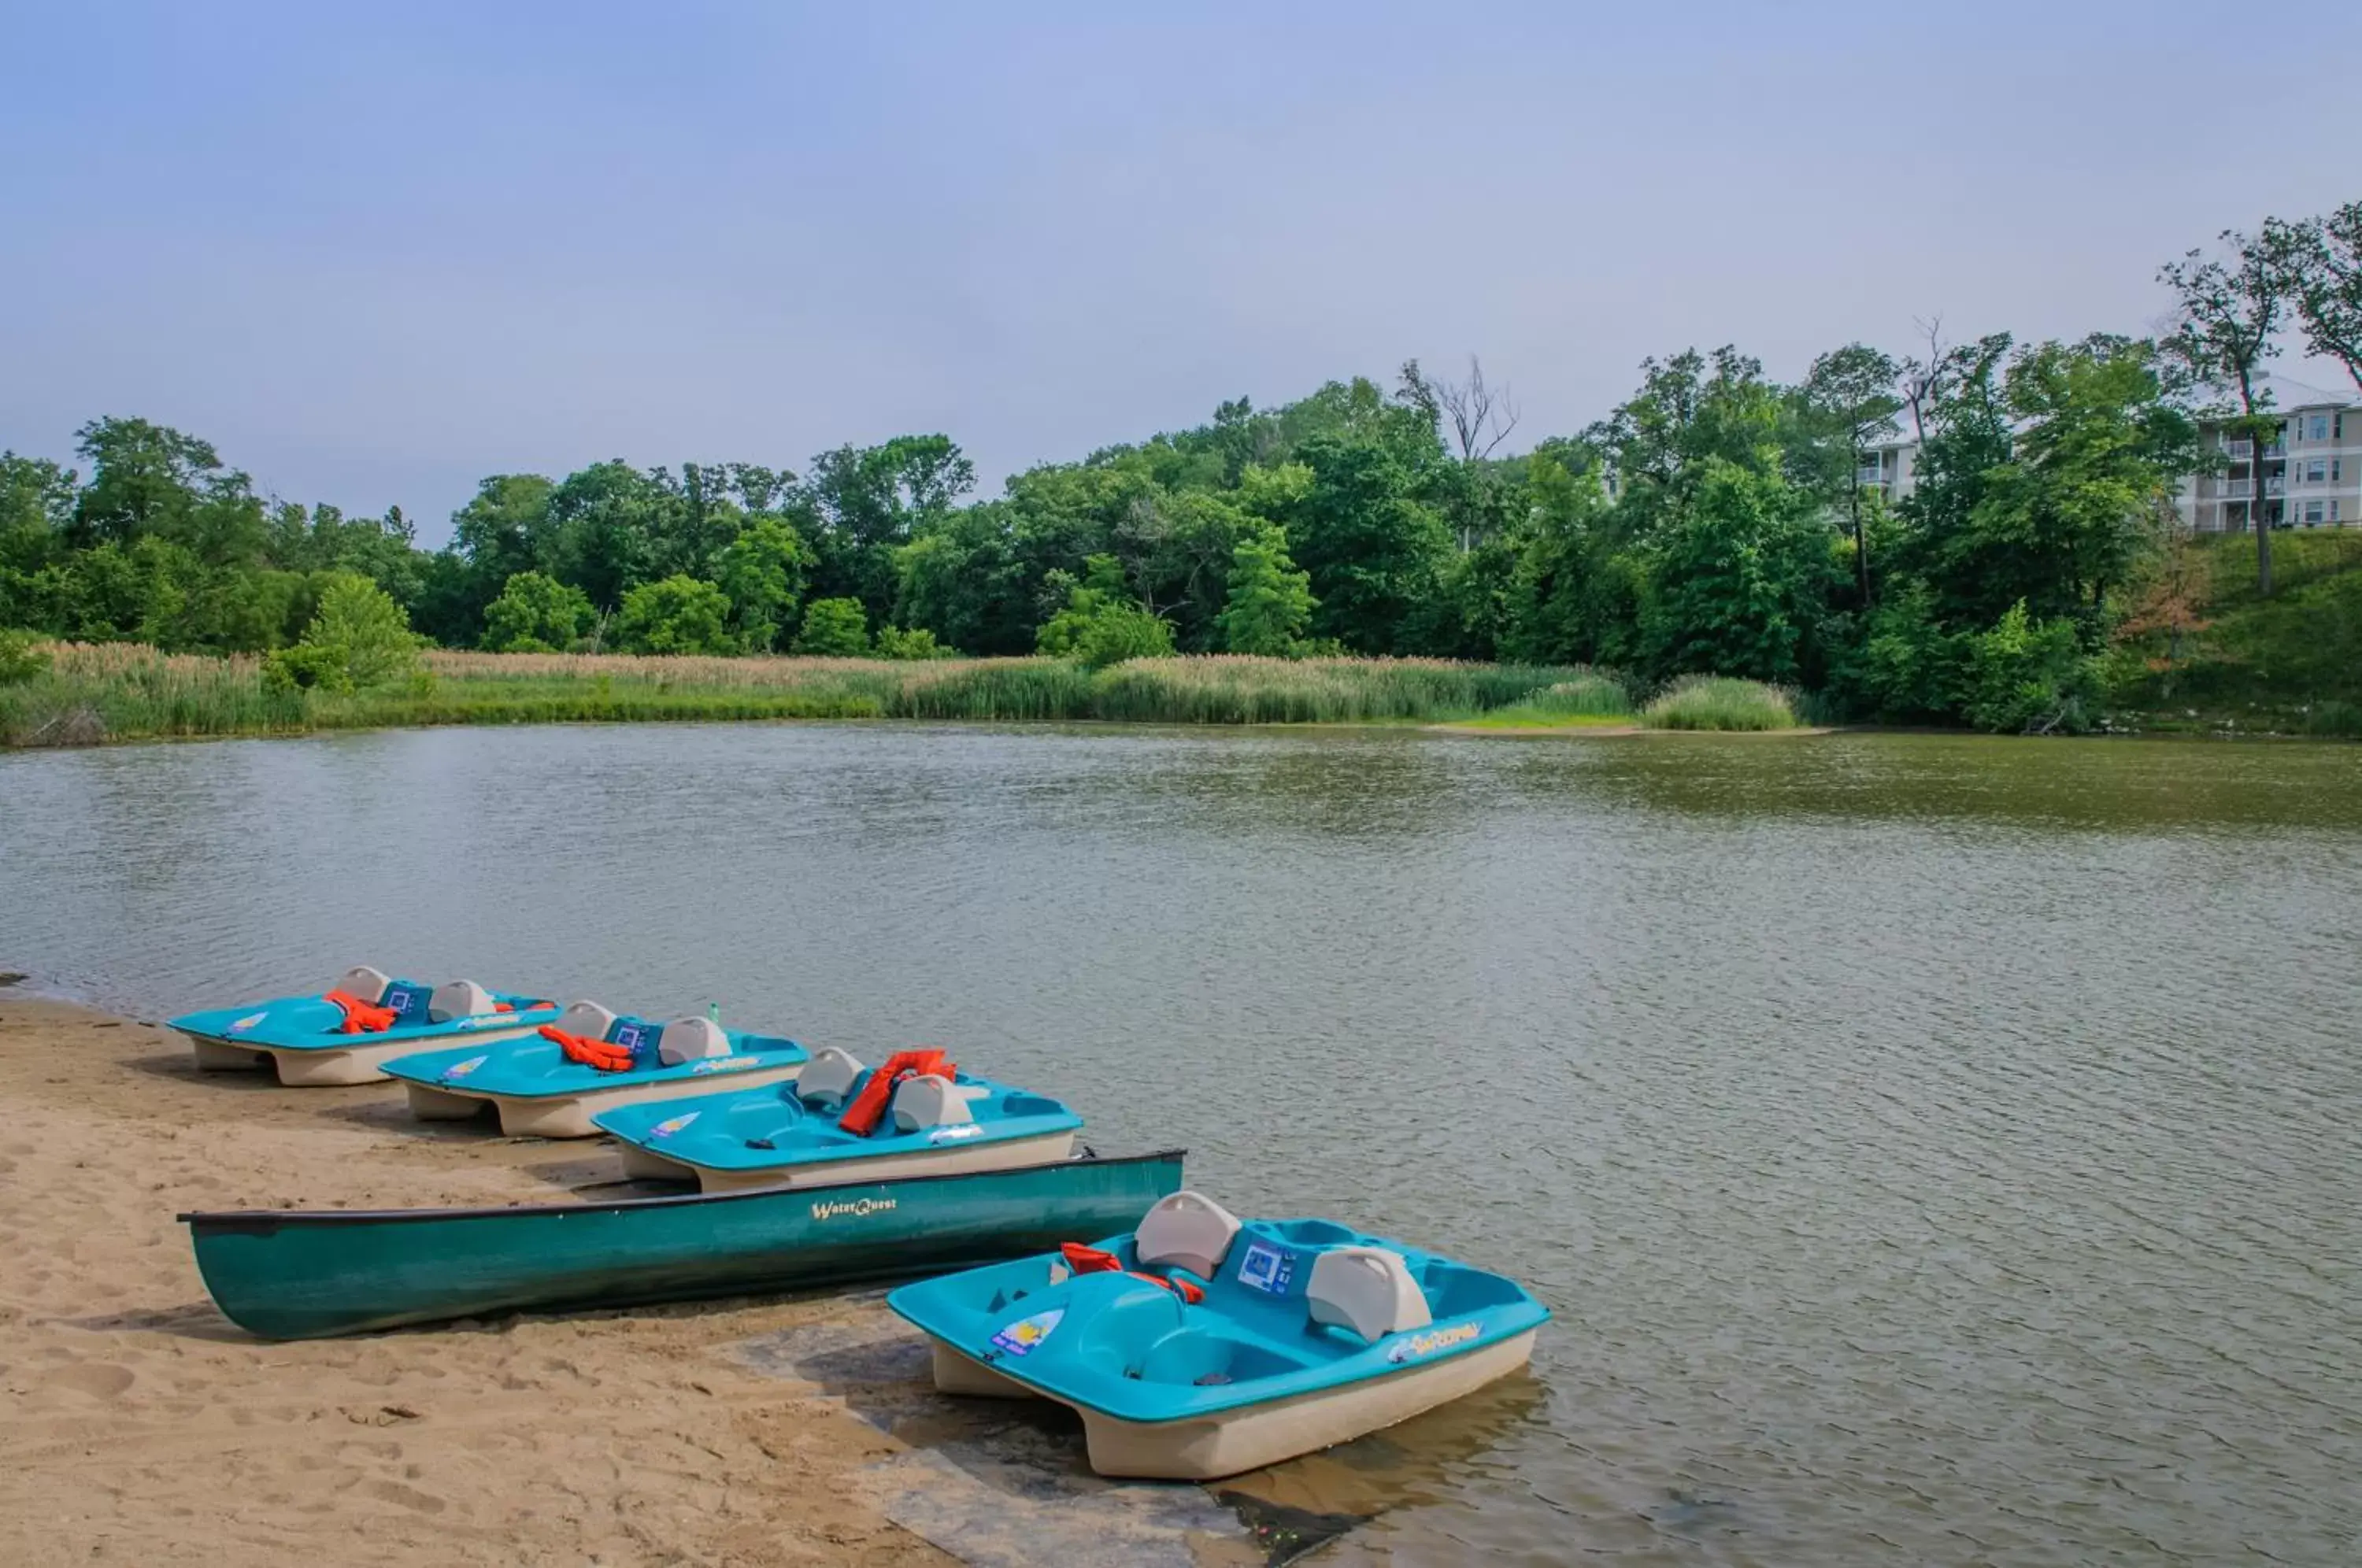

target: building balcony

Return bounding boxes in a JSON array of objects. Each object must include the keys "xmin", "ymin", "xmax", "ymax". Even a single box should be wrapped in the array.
[{"xmin": 2216, "ymin": 479, "xmax": 2286, "ymax": 500}]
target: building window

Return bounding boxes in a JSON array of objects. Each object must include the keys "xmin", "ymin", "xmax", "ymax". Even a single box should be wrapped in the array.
[
  {"xmin": 2304, "ymin": 500, "xmax": 2325, "ymax": 524},
  {"xmin": 2307, "ymin": 458, "xmax": 2329, "ymax": 483},
  {"xmin": 2333, "ymin": 499, "xmax": 2342, "ymax": 521},
  {"xmin": 2308, "ymin": 415, "xmax": 2331, "ymax": 442},
  {"xmin": 2338, "ymin": 412, "xmax": 2345, "ymax": 440}
]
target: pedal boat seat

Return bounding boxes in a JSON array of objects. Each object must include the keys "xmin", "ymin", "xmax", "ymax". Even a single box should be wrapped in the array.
[{"xmin": 1306, "ymin": 1246, "xmax": 1433, "ymax": 1342}]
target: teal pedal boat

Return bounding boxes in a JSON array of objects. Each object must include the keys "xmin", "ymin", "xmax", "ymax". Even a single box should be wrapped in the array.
[
  {"xmin": 378, "ymin": 1001, "xmax": 810, "ymax": 1137},
  {"xmin": 595, "ymin": 1046, "xmax": 1083, "ymax": 1194},
  {"xmin": 180, "ymin": 1148, "xmax": 1185, "ymax": 1339},
  {"xmin": 171, "ymin": 966, "xmax": 560, "ymax": 1086},
  {"xmin": 887, "ymin": 1190, "xmax": 1550, "ymax": 1479}
]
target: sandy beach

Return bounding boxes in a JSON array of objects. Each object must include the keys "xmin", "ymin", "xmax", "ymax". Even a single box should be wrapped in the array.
[{"xmin": 0, "ymin": 994, "xmax": 963, "ymax": 1567}]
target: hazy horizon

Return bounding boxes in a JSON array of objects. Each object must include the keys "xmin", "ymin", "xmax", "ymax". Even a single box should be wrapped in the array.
[{"xmin": 6, "ymin": 2, "xmax": 2357, "ymax": 546}]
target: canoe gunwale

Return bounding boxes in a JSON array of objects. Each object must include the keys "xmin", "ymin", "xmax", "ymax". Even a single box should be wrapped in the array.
[{"xmin": 176, "ymin": 1146, "xmax": 1184, "ymax": 1233}]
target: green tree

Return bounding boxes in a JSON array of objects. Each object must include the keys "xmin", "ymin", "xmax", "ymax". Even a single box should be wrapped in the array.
[
  {"xmin": 894, "ymin": 503, "xmax": 1033, "ymax": 655},
  {"xmin": 1797, "ymin": 343, "xmax": 1903, "ymax": 605},
  {"xmin": 68, "ymin": 418, "xmax": 220, "ymax": 551},
  {"xmin": 2290, "ymin": 201, "xmax": 2362, "ymax": 393},
  {"xmin": 480, "ymin": 571, "xmax": 594, "ymax": 653},
  {"xmin": 452, "ymin": 475, "xmax": 559, "ymax": 586},
  {"xmin": 61, "ymin": 536, "xmax": 195, "ymax": 643},
  {"xmin": 1278, "ymin": 435, "xmax": 1452, "ymax": 653},
  {"xmin": 713, "ymin": 516, "xmax": 811, "ymax": 652},
  {"xmin": 803, "ymin": 435, "xmax": 976, "ymax": 626},
  {"xmin": 550, "ymin": 461, "xmax": 670, "ymax": 613},
  {"xmin": 1976, "ymin": 338, "xmax": 2196, "ymax": 621},
  {"xmin": 2, "ymin": 453, "xmax": 76, "ymax": 631},
  {"xmin": 1642, "ymin": 460, "xmax": 1835, "ymax": 683},
  {"xmin": 2160, "ymin": 224, "xmax": 2308, "ymax": 594},
  {"xmin": 790, "ymin": 596, "xmax": 870, "ymax": 656},
  {"xmin": 269, "ymin": 572, "xmax": 421, "ymax": 690},
  {"xmin": 614, "ymin": 575, "xmax": 738, "ymax": 655},
  {"xmin": 1214, "ymin": 527, "xmax": 1314, "ymax": 655}
]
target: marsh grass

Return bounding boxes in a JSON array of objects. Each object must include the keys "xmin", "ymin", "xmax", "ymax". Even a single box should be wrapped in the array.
[
  {"xmin": 2, "ymin": 644, "xmax": 1606, "ymax": 746},
  {"xmin": 1639, "ymin": 675, "xmax": 1800, "ymax": 731},
  {"xmin": 1449, "ymin": 672, "xmax": 1636, "ymax": 729},
  {"xmin": 0, "ymin": 643, "xmax": 309, "ymax": 746}
]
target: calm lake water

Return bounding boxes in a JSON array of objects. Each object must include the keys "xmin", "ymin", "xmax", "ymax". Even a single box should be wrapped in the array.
[{"xmin": 5, "ymin": 723, "xmax": 2360, "ymax": 1565}]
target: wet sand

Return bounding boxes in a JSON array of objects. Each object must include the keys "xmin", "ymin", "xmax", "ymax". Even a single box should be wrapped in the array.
[{"xmin": 0, "ymin": 996, "xmax": 953, "ymax": 1567}]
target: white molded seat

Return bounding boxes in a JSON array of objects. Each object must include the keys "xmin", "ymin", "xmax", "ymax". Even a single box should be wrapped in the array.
[
  {"xmin": 795, "ymin": 1048, "xmax": 864, "ymax": 1104},
  {"xmin": 890, "ymin": 1074, "xmax": 979, "ymax": 1132},
  {"xmin": 1307, "ymin": 1247, "xmax": 1432, "ymax": 1343},
  {"xmin": 1135, "ymin": 1191, "xmax": 1242, "ymax": 1279},
  {"xmin": 657, "ymin": 1015, "xmax": 730, "ymax": 1065},
  {"xmin": 428, "ymin": 978, "xmax": 497, "ymax": 1024},
  {"xmin": 553, "ymin": 1000, "xmax": 619, "ymax": 1041},
  {"xmin": 335, "ymin": 966, "xmax": 392, "ymax": 1004}
]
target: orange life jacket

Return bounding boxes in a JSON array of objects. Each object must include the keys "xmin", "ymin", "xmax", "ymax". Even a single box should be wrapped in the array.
[
  {"xmin": 1059, "ymin": 1241, "xmax": 1206, "ymax": 1304},
  {"xmin": 324, "ymin": 989, "xmax": 398, "ymax": 1034},
  {"xmin": 835, "ymin": 1048, "xmax": 957, "ymax": 1137},
  {"xmin": 540, "ymin": 1023, "xmax": 638, "ymax": 1073}
]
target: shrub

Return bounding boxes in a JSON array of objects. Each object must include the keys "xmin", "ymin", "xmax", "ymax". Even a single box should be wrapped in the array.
[
  {"xmin": 792, "ymin": 597, "xmax": 871, "ymax": 656},
  {"xmin": 873, "ymin": 624, "xmax": 953, "ymax": 660},
  {"xmin": 1035, "ymin": 559, "xmax": 1176, "ymax": 669},
  {"xmin": 481, "ymin": 571, "xmax": 594, "ymax": 653},
  {"xmin": 616, "ymin": 575, "xmax": 738, "ymax": 656},
  {"xmin": 0, "ymin": 628, "xmax": 50, "ymax": 686},
  {"xmin": 1640, "ymin": 675, "xmax": 1798, "ymax": 731},
  {"xmin": 1964, "ymin": 601, "xmax": 2098, "ymax": 734},
  {"xmin": 268, "ymin": 574, "xmax": 421, "ymax": 693},
  {"xmin": 261, "ymin": 642, "xmax": 345, "ymax": 693},
  {"xmin": 1838, "ymin": 580, "xmax": 1964, "ymax": 723},
  {"xmin": 2305, "ymin": 699, "xmax": 2362, "ymax": 738},
  {"xmin": 1068, "ymin": 601, "xmax": 1175, "ymax": 669}
]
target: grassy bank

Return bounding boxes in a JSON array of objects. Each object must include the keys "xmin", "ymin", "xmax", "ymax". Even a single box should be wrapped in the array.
[
  {"xmin": 2109, "ymin": 531, "xmax": 2362, "ymax": 737},
  {"xmin": 1, "ymin": 644, "xmax": 1654, "ymax": 747},
  {"xmin": 1641, "ymin": 675, "xmax": 1801, "ymax": 731},
  {"xmin": 1446, "ymin": 674, "xmax": 1636, "ymax": 730}
]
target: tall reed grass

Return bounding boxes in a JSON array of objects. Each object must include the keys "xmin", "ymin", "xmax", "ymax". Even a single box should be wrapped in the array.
[
  {"xmin": 0, "ymin": 642, "xmax": 308, "ymax": 746},
  {"xmin": 1638, "ymin": 675, "xmax": 1800, "ymax": 731},
  {"xmin": 2, "ymin": 644, "xmax": 1611, "ymax": 746},
  {"xmin": 1456, "ymin": 672, "xmax": 1635, "ymax": 727}
]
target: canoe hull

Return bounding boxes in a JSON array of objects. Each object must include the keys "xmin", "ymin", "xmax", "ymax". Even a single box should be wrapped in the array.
[
  {"xmin": 927, "ymin": 1326, "xmax": 1539, "ymax": 1480},
  {"xmin": 180, "ymin": 1149, "xmax": 1184, "ymax": 1341},
  {"xmin": 182, "ymin": 1025, "xmax": 546, "ymax": 1086},
  {"xmin": 621, "ymin": 1129, "xmax": 1080, "ymax": 1193},
  {"xmin": 402, "ymin": 1063, "xmax": 808, "ymax": 1138}
]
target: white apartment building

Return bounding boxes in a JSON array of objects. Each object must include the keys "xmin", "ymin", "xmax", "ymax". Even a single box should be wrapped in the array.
[{"xmin": 1858, "ymin": 375, "xmax": 2362, "ymax": 531}]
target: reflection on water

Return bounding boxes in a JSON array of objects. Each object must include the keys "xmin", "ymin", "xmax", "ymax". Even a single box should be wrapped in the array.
[{"xmin": 5, "ymin": 724, "xmax": 2360, "ymax": 1565}]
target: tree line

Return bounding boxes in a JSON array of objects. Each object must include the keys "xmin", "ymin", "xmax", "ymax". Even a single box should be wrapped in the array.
[{"xmin": 5, "ymin": 201, "xmax": 2357, "ymax": 727}]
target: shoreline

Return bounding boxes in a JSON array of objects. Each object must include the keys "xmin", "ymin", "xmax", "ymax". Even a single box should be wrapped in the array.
[
  {"xmin": 0, "ymin": 993, "xmax": 956, "ymax": 1566},
  {"xmin": 6, "ymin": 644, "xmax": 2353, "ymax": 750}
]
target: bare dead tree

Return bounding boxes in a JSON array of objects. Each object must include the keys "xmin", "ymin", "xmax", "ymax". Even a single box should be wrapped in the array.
[
  {"xmin": 1897, "ymin": 316, "xmax": 1949, "ymax": 444},
  {"xmin": 1436, "ymin": 355, "xmax": 1520, "ymax": 461}
]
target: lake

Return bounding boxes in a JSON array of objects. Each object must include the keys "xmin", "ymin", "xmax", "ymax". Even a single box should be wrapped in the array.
[{"xmin": 4, "ymin": 723, "xmax": 2359, "ymax": 1565}]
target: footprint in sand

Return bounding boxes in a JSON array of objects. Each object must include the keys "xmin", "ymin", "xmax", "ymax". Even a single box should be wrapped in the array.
[
  {"xmin": 365, "ymin": 1480, "xmax": 448, "ymax": 1515},
  {"xmin": 45, "ymin": 1361, "xmax": 135, "ymax": 1399}
]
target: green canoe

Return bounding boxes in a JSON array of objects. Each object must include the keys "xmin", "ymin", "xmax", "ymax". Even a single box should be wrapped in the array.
[{"xmin": 180, "ymin": 1148, "xmax": 1185, "ymax": 1341}]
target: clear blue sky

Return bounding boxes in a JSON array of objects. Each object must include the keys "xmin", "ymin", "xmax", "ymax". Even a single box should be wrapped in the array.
[{"xmin": 4, "ymin": 2, "xmax": 2356, "ymax": 545}]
